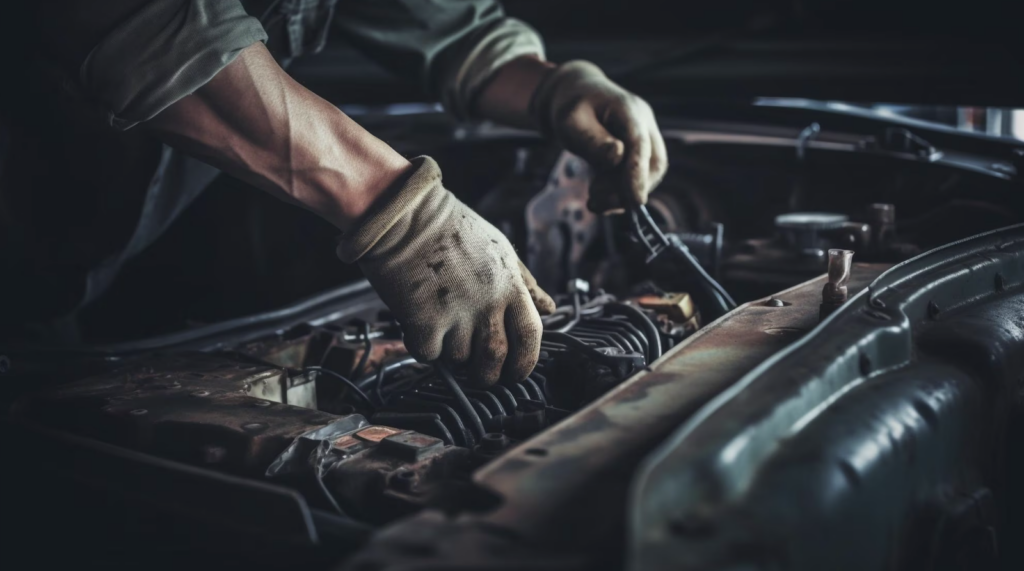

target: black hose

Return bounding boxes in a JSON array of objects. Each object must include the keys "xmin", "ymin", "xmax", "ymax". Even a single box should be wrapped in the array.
[
  {"xmin": 305, "ymin": 366, "xmax": 375, "ymax": 413},
  {"xmin": 553, "ymin": 291, "xmax": 583, "ymax": 333},
  {"xmin": 352, "ymin": 322, "xmax": 372, "ymax": 379},
  {"xmin": 607, "ymin": 302, "xmax": 662, "ymax": 362},
  {"xmin": 354, "ymin": 357, "xmax": 419, "ymax": 391},
  {"xmin": 435, "ymin": 363, "xmax": 486, "ymax": 443}
]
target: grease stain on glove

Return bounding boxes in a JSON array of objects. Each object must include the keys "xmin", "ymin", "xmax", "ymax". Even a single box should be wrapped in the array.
[
  {"xmin": 530, "ymin": 60, "xmax": 668, "ymax": 213},
  {"xmin": 338, "ymin": 156, "xmax": 555, "ymax": 385}
]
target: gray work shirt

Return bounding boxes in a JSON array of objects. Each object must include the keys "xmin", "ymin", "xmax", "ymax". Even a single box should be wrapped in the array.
[{"xmin": 0, "ymin": 0, "xmax": 542, "ymax": 325}]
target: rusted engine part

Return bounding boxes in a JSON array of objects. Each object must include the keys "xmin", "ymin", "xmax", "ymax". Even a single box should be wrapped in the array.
[
  {"xmin": 339, "ymin": 264, "xmax": 890, "ymax": 571},
  {"xmin": 266, "ymin": 418, "xmax": 475, "ymax": 524},
  {"xmin": 348, "ymin": 294, "xmax": 674, "ymax": 448},
  {"xmin": 524, "ymin": 150, "xmax": 691, "ymax": 294},
  {"xmin": 629, "ymin": 225, "xmax": 1024, "ymax": 571},
  {"xmin": 12, "ymin": 352, "xmax": 478, "ymax": 527},
  {"xmin": 525, "ymin": 152, "xmax": 601, "ymax": 293},
  {"xmin": 723, "ymin": 203, "xmax": 918, "ymax": 298},
  {"xmin": 636, "ymin": 292, "xmax": 701, "ymax": 335},
  {"xmin": 236, "ymin": 319, "xmax": 410, "ymax": 412},
  {"xmin": 12, "ymin": 353, "xmax": 338, "ymax": 477},
  {"xmin": 819, "ymin": 248, "xmax": 854, "ymax": 320}
]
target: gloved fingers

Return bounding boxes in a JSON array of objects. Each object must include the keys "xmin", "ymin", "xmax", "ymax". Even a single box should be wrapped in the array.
[
  {"xmin": 649, "ymin": 126, "xmax": 669, "ymax": 191},
  {"xmin": 402, "ymin": 319, "xmax": 444, "ymax": 363},
  {"xmin": 501, "ymin": 296, "xmax": 544, "ymax": 383},
  {"xmin": 604, "ymin": 101, "xmax": 652, "ymax": 207},
  {"xmin": 442, "ymin": 322, "xmax": 473, "ymax": 364},
  {"xmin": 469, "ymin": 311, "xmax": 509, "ymax": 386},
  {"xmin": 558, "ymin": 103, "xmax": 625, "ymax": 170},
  {"xmin": 517, "ymin": 259, "xmax": 556, "ymax": 315}
]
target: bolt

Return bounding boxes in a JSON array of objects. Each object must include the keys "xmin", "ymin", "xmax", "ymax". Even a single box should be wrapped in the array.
[
  {"xmin": 764, "ymin": 297, "xmax": 785, "ymax": 307},
  {"xmin": 823, "ymin": 249, "xmax": 855, "ymax": 305},
  {"xmin": 253, "ymin": 400, "xmax": 271, "ymax": 407},
  {"xmin": 480, "ymin": 432, "xmax": 509, "ymax": 452},
  {"xmin": 241, "ymin": 422, "xmax": 267, "ymax": 432},
  {"xmin": 190, "ymin": 390, "xmax": 210, "ymax": 397}
]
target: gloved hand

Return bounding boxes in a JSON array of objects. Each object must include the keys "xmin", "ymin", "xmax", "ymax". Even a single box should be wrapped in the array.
[
  {"xmin": 337, "ymin": 157, "xmax": 556, "ymax": 385},
  {"xmin": 530, "ymin": 60, "xmax": 668, "ymax": 213}
]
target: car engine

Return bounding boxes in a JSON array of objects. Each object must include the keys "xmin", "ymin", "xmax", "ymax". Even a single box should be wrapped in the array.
[{"xmin": 7, "ymin": 108, "xmax": 1024, "ymax": 571}]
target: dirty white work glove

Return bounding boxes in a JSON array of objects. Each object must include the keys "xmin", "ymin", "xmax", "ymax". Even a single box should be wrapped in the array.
[
  {"xmin": 530, "ymin": 60, "xmax": 668, "ymax": 213},
  {"xmin": 337, "ymin": 157, "xmax": 556, "ymax": 385}
]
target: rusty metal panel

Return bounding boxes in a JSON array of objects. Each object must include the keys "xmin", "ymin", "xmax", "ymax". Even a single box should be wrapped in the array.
[{"xmin": 13, "ymin": 352, "xmax": 340, "ymax": 476}]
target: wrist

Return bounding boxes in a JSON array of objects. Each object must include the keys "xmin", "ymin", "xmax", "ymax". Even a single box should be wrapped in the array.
[{"xmin": 473, "ymin": 55, "xmax": 555, "ymax": 130}]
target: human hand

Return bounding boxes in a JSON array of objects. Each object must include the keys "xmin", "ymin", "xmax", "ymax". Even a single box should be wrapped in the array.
[
  {"xmin": 337, "ymin": 157, "xmax": 555, "ymax": 385},
  {"xmin": 530, "ymin": 60, "xmax": 668, "ymax": 213}
]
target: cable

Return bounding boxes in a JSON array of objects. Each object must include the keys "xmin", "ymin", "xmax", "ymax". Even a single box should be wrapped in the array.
[
  {"xmin": 629, "ymin": 205, "xmax": 736, "ymax": 320},
  {"xmin": 305, "ymin": 366, "xmax": 375, "ymax": 413},
  {"xmin": 354, "ymin": 357, "xmax": 419, "ymax": 391},
  {"xmin": 553, "ymin": 290, "xmax": 582, "ymax": 333},
  {"xmin": 435, "ymin": 363, "xmax": 486, "ymax": 443},
  {"xmin": 607, "ymin": 302, "xmax": 662, "ymax": 362},
  {"xmin": 351, "ymin": 322, "xmax": 372, "ymax": 380},
  {"xmin": 374, "ymin": 364, "xmax": 386, "ymax": 407}
]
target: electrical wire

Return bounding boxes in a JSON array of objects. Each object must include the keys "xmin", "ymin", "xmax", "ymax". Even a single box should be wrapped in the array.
[
  {"xmin": 607, "ymin": 302, "xmax": 662, "ymax": 362},
  {"xmin": 553, "ymin": 290, "xmax": 583, "ymax": 333},
  {"xmin": 351, "ymin": 322, "xmax": 372, "ymax": 380},
  {"xmin": 434, "ymin": 363, "xmax": 486, "ymax": 442},
  {"xmin": 629, "ymin": 205, "xmax": 736, "ymax": 319},
  {"xmin": 305, "ymin": 366, "xmax": 375, "ymax": 413}
]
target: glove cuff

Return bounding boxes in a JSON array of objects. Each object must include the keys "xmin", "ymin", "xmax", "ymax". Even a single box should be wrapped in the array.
[
  {"xmin": 527, "ymin": 59, "xmax": 607, "ymax": 137},
  {"xmin": 336, "ymin": 156, "xmax": 442, "ymax": 263}
]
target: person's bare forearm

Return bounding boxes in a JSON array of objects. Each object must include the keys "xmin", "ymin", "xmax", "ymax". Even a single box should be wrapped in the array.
[
  {"xmin": 472, "ymin": 55, "xmax": 554, "ymax": 129},
  {"xmin": 147, "ymin": 42, "xmax": 411, "ymax": 231}
]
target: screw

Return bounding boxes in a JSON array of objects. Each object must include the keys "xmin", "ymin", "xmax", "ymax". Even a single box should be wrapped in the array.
[
  {"xmin": 190, "ymin": 390, "xmax": 210, "ymax": 397},
  {"xmin": 129, "ymin": 409, "xmax": 148, "ymax": 416},
  {"xmin": 253, "ymin": 400, "xmax": 271, "ymax": 407},
  {"xmin": 927, "ymin": 301, "xmax": 941, "ymax": 319},
  {"xmin": 764, "ymin": 297, "xmax": 785, "ymax": 307}
]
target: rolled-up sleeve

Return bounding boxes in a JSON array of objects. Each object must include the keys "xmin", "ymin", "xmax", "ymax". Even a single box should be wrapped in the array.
[
  {"xmin": 80, "ymin": 0, "xmax": 268, "ymax": 130},
  {"xmin": 333, "ymin": 0, "xmax": 544, "ymax": 121}
]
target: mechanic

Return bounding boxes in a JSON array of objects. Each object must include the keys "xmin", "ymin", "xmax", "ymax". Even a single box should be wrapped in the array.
[{"xmin": 0, "ymin": 1, "xmax": 667, "ymax": 384}]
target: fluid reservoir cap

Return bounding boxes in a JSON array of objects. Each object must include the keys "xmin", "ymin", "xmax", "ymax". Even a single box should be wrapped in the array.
[{"xmin": 774, "ymin": 212, "xmax": 849, "ymax": 230}]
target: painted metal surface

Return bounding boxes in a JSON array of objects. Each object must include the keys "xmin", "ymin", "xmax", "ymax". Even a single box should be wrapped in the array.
[
  {"xmin": 342, "ymin": 265, "xmax": 888, "ymax": 570},
  {"xmin": 629, "ymin": 224, "xmax": 1024, "ymax": 571}
]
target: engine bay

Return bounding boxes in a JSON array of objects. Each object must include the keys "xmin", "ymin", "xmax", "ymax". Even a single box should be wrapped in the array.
[{"xmin": 7, "ymin": 105, "xmax": 1024, "ymax": 569}]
